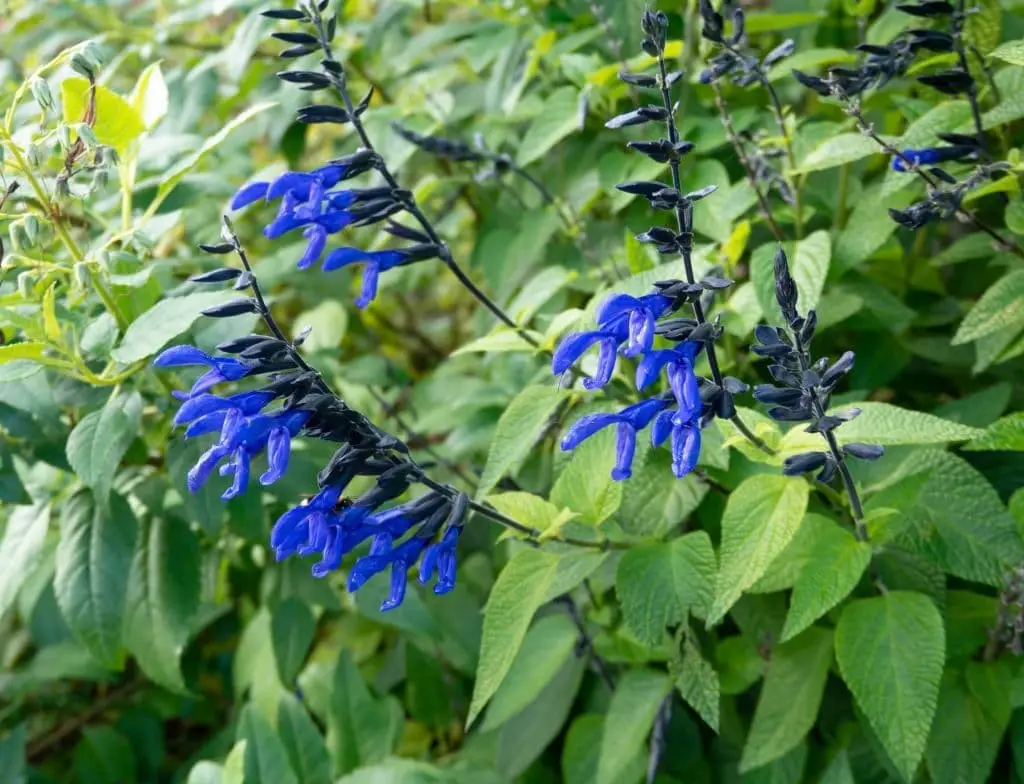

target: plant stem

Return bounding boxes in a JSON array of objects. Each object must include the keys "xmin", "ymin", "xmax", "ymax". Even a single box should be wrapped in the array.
[
  {"xmin": 952, "ymin": 0, "xmax": 985, "ymax": 148},
  {"xmin": 646, "ymin": 694, "xmax": 673, "ymax": 784},
  {"xmin": 710, "ymin": 82, "xmax": 784, "ymax": 241},
  {"xmin": 308, "ymin": 7, "xmax": 538, "ymax": 348},
  {"xmin": 558, "ymin": 595, "xmax": 616, "ymax": 691},
  {"xmin": 654, "ymin": 51, "xmax": 775, "ymax": 457}
]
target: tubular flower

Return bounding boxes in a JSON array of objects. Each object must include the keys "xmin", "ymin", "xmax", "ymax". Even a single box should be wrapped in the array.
[{"xmin": 561, "ymin": 397, "xmax": 671, "ymax": 481}]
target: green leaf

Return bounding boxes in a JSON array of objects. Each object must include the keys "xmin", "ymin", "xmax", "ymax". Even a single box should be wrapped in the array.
[
  {"xmin": 61, "ymin": 77, "xmax": 144, "ymax": 152},
  {"xmin": 596, "ymin": 668, "xmax": 671, "ymax": 784},
  {"xmin": 616, "ymin": 532, "xmax": 716, "ymax": 645},
  {"xmin": 835, "ymin": 591, "xmax": 944, "ymax": 782},
  {"xmin": 130, "ymin": 62, "xmax": 169, "ymax": 130},
  {"xmin": 73, "ymin": 726, "xmax": 136, "ymax": 784},
  {"xmin": 148, "ymin": 101, "xmax": 276, "ymax": 217},
  {"xmin": 271, "ymin": 597, "xmax": 316, "ymax": 685},
  {"xmin": 990, "ymin": 38, "xmax": 1024, "ymax": 66},
  {"xmin": 327, "ymin": 651, "xmax": 403, "ymax": 774},
  {"xmin": 239, "ymin": 704, "xmax": 299, "ymax": 784},
  {"xmin": 294, "ymin": 300, "xmax": 348, "ymax": 354},
  {"xmin": 65, "ymin": 391, "xmax": 142, "ymax": 501},
  {"xmin": 563, "ymin": 714, "xmax": 647, "ymax": 784},
  {"xmin": 222, "ymin": 741, "xmax": 247, "ymax": 784},
  {"xmin": 481, "ymin": 613, "xmax": 578, "ymax": 731},
  {"xmin": 0, "ymin": 504, "xmax": 50, "ymax": 619},
  {"xmin": 963, "ymin": 0, "xmax": 1001, "ymax": 52},
  {"xmin": 675, "ymin": 636, "xmax": 720, "ymax": 731},
  {"xmin": 0, "ymin": 342, "xmax": 46, "ymax": 363},
  {"xmin": 277, "ymin": 692, "xmax": 332, "ymax": 784},
  {"xmin": 517, "ymin": 86, "xmax": 581, "ymax": 166},
  {"xmin": 476, "ymin": 385, "xmax": 566, "ymax": 500},
  {"xmin": 485, "ymin": 491, "xmax": 576, "ymax": 538},
  {"xmin": 925, "ymin": 662, "xmax": 1011, "ymax": 784},
  {"xmin": 615, "ymin": 450, "xmax": 708, "ymax": 537},
  {"xmin": 750, "ymin": 231, "xmax": 831, "ymax": 318},
  {"xmin": 742, "ymin": 743, "xmax": 808, "ymax": 784},
  {"xmin": 952, "ymin": 271, "xmax": 1024, "ymax": 345},
  {"xmin": 794, "ymin": 133, "xmax": 884, "ymax": 174},
  {"xmin": 54, "ymin": 490, "xmax": 137, "ymax": 668},
  {"xmin": 451, "ymin": 330, "xmax": 541, "ymax": 356},
  {"xmin": 963, "ymin": 412, "xmax": 1024, "ymax": 451},
  {"xmin": 740, "ymin": 627, "xmax": 834, "ymax": 771},
  {"xmin": 187, "ymin": 761, "xmax": 224, "ymax": 784},
  {"xmin": 468, "ymin": 548, "xmax": 559, "ymax": 726},
  {"xmin": 123, "ymin": 515, "xmax": 200, "ymax": 693},
  {"xmin": 550, "ymin": 423, "xmax": 623, "ymax": 525},
  {"xmin": 0, "ymin": 724, "xmax": 27, "ymax": 784},
  {"xmin": 112, "ymin": 291, "xmax": 233, "ymax": 364},
  {"xmin": 781, "ymin": 525, "xmax": 871, "ymax": 642},
  {"xmin": 708, "ymin": 475, "xmax": 809, "ymax": 625}
]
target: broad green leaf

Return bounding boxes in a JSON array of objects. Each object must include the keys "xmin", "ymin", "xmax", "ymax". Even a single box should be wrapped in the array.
[
  {"xmin": 952, "ymin": 271, "xmax": 1024, "ymax": 345},
  {"xmin": 65, "ymin": 391, "xmax": 141, "ymax": 501},
  {"xmin": 0, "ymin": 342, "xmax": 46, "ymax": 363},
  {"xmin": 563, "ymin": 714, "xmax": 646, "ymax": 784},
  {"xmin": 468, "ymin": 548, "xmax": 559, "ymax": 726},
  {"xmin": 781, "ymin": 525, "xmax": 871, "ymax": 642},
  {"xmin": 794, "ymin": 133, "xmax": 883, "ymax": 174},
  {"xmin": 550, "ymin": 424, "xmax": 623, "ymax": 525},
  {"xmin": 780, "ymin": 402, "xmax": 982, "ymax": 455},
  {"xmin": 233, "ymin": 608, "xmax": 285, "ymax": 719},
  {"xmin": 835, "ymin": 591, "xmax": 944, "ymax": 782},
  {"xmin": 239, "ymin": 704, "xmax": 299, "ymax": 784},
  {"xmin": 742, "ymin": 744, "xmax": 808, "ymax": 784},
  {"xmin": 123, "ymin": 515, "xmax": 200, "ymax": 693},
  {"xmin": 149, "ymin": 101, "xmax": 276, "ymax": 217},
  {"xmin": 294, "ymin": 300, "xmax": 348, "ymax": 354},
  {"xmin": 222, "ymin": 741, "xmax": 246, "ymax": 784},
  {"xmin": 271, "ymin": 597, "xmax": 316, "ymax": 685},
  {"xmin": 768, "ymin": 48, "xmax": 856, "ymax": 81},
  {"xmin": 750, "ymin": 231, "xmax": 831, "ymax": 319},
  {"xmin": 130, "ymin": 62, "xmax": 169, "ymax": 129},
  {"xmin": 615, "ymin": 532, "xmax": 716, "ymax": 645},
  {"xmin": 964, "ymin": 412, "xmax": 1024, "ymax": 451},
  {"xmin": 327, "ymin": 651, "xmax": 403, "ymax": 773},
  {"xmin": 596, "ymin": 668, "xmax": 671, "ymax": 784},
  {"xmin": 61, "ymin": 77, "xmax": 145, "ymax": 152},
  {"xmin": 750, "ymin": 513, "xmax": 833, "ymax": 594},
  {"xmin": 517, "ymin": 86, "xmax": 581, "ymax": 166},
  {"xmin": 990, "ymin": 38, "xmax": 1024, "ymax": 66},
  {"xmin": 451, "ymin": 330, "xmax": 541, "ymax": 356},
  {"xmin": 54, "ymin": 491, "xmax": 137, "ymax": 668},
  {"xmin": 73, "ymin": 726, "xmax": 136, "ymax": 784},
  {"xmin": 0, "ymin": 504, "xmax": 50, "ymax": 619},
  {"xmin": 476, "ymin": 385, "xmax": 566, "ymax": 499},
  {"xmin": 277, "ymin": 693, "xmax": 332, "ymax": 784},
  {"xmin": 112, "ymin": 291, "xmax": 233, "ymax": 364},
  {"xmin": 964, "ymin": 0, "xmax": 1001, "ymax": 52},
  {"xmin": 709, "ymin": 475, "xmax": 809, "ymax": 625},
  {"xmin": 615, "ymin": 450, "xmax": 708, "ymax": 537},
  {"xmin": 0, "ymin": 724, "xmax": 26, "ymax": 784},
  {"xmin": 676, "ymin": 636, "xmax": 720, "ymax": 731},
  {"xmin": 187, "ymin": 762, "xmax": 224, "ymax": 784},
  {"xmin": 481, "ymin": 614, "xmax": 578, "ymax": 731},
  {"xmin": 741, "ymin": 627, "xmax": 834, "ymax": 771},
  {"xmin": 485, "ymin": 491, "xmax": 577, "ymax": 538},
  {"xmin": 925, "ymin": 662, "xmax": 1011, "ymax": 784}
]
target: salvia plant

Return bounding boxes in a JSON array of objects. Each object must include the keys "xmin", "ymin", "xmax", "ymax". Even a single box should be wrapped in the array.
[{"xmin": 2, "ymin": 1, "xmax": 1024, "ymax": 783}]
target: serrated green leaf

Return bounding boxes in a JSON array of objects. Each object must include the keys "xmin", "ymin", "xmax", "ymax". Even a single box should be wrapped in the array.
[
  {"xmin": 54, "ymin": 490, "xmax": 137, "ymax": 668},
  {"xmin": 835, "ymin": 591, "xmax": 944, "ymax": 782},
  {"xmin": 963, "ymin": 411, "xmax": 1024, "ymax": 451},
  {"xmin": 271, "ymin": 597, "xmax": 316, "ymax": 685},
  {"xmin": 550, "ymin": 423, "xmax": 623, "ymax": 524},
  {"xmin": 676, "ymin": 636, "xmax": 720, "ymax": 731},
  {"xmin": 963, "ymin": 0, "xmax": 1001, "ymax": 52},
  {"xmin": 781, "ymin": 525, "xmax": 871, "ymax": 642},
  {"xmin": 990, "ymin": 38, "xmax": 1024, "ymax": 66},
  {"xmin": 709, "ymin": 475, "xmax": 809, "ymax": 625},
  {"xmin": 468, "ymin": 548, "xmax": 559, "ymax": 726},
  {"xmin": 112, "ymin": 291, "xmax": 232, "ymax": 364},
  {"xmin": 741, "ymin": 627, "xmax": 834, "ymax": 771},
  {"xmin": 596, "ymin": 668, "xmax": 671, "ymax": 784},
  {"xmin": 65, "ymin": 391, "xmax": 141, "ymax": 502},
  {"xmin": 239, "ymin": 704, "xmax": 298, "ymax": 784},
  {"xmin": 277, "ymin": 693, "xmax": 332, "ymax": 784},
  {"xmin": 485, "ymin": 491, "xmax": 576, "ymax": 538},
  {"xmin": 615, "ymin": 450, "xmax": 708, "ymax": 537},
  {"xmin": 517, "ymin": 86, "xmax": 581, "ymax": 166},
  {"xmin": 122, "ymin": 515, "xmax": 200, "ymax": 693},
  {"xmin": 616, "ymin": 532, "xmax": 716, "ymax": 645},
  {"xmin": 794, "ymin": 133, "xmax": 884, "ymax": 174},
  {"xmin": 750, "ymin": 513, "xmax": 833, "ymax": 594},
  {"xmin": 952, "ymin": 271, "xmax": 1024, "ymax": 345},
  {"xmin": 482, "ymin": 614, "xmax": 578, "ymax": 731},
  {"xmin": 476, "ymin": 385, "xmax": 565, "ymax": 500},
  {"xmin": 0, "ymin": 503, "xmax": 50, "ymax": 619}
]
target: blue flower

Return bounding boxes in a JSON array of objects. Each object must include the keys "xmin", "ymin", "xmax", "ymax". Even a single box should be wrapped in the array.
[
  {"xmin": 891, "ymin": 145, "xmax": 974, "ymax": 172},
  {"xmin": 348, "ymin": 535, "xmax": 429, "ymax": 611},
  {"xmin": 153, "ymin": 345, "xmax": 253, "ymax": 397},
  {"xmin": 552, "ymin": 291, "xmax": 671, "ymax": 389},
  {"xmin": 560, "ymin": 396, "xmax": 670, "ymax": 480},
  {"xmin": 650, "ymin": 361, "xmax": 704, "ymax": 478},
  {"xmin": 418, "ymin": 526, "xmax": 462, "ymax": 595},
  {"xmin": 635, "ymin": 340, "xmax": 700, "ymax": 393},
  {"xmin": 321, "ymin": 247, "xmax": 411, "ymax": 308}
]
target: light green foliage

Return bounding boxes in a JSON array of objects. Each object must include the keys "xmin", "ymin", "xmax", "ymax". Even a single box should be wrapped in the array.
[{"xmin": 596, "ymin": 669, "xmax": 671, "ymax": 784}]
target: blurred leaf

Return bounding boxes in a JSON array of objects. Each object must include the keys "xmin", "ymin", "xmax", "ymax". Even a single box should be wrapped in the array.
[
  {"xmin": 953, "ymin": 271, "xmax": 1024, "ymax": 345},
  {"xmin": 73, "ymin": 726, "xmax": 136, "ymax": 784},
  {"xmin": 964, "ymin": 412, "xmax": 1024, "ymax": 451},
  {"xmin": 239, "ymin": 704, "xmax": 298, "ymax": 784},
  {"xmin": 61, "ymin": 77, "xmax": 144, "ymax": 153},
  {"xmin": 794, "ymin": 133, "xmax": 883, "ymax": 174},
  {"xmin": 596, "ymin": 668, "xmax": 671, "ymax": 784},
  {"xmin": 112, "ymin": 290, "xmax": 232, "ymax": 364},
  {"xmin": 517, "ymin": 86, "xmax": 581, "ymax": 167},
  {"xmin": 65, "ymin": 390, "xmax": 142, "ymax": 502},
  {"xmin": 327, "ymin": 651, "xmax": 403, "ymax": 774},
  {"xmin": 54, "ymin": 490, "xmax": 137, "ymax": 668},
  {"xmin": 676, "ymin": 636, "xmax": 720, "ymax": 731},
  {"xmin": 835, "ymin": 591, "xmax": 944, "ymax": 782},
  {"xmin": 990, "ymin": 38, "xmax": 1024, "ymax": 65},
  {"xmin": 0, "ymin": 724, "xmax": 26, "ymax": 784},
  {"xmin": 271, "ymin": 597, "xmax": 316, "ymax": 685},
  {"xmin": 277, "ymin": 693, "xmax": 332, "ymax": 784},
  {"xmin": 0, "ymin": 504, "xmax": 50, "ymax": 619},
  {"xmin": 709, "ymin": 475, "xmax": 809, "ymax": 625},
  {"xmin": 130, "ymin": 62, "xmax": 169, "ymax": 130}
]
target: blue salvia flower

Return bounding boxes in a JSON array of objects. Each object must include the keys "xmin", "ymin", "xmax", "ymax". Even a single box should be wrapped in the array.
[
  {"xmin": 152, "ymin": 344, "xmax": 254, "ymax": 397},
  {"xmin": 891, "ymin": 133, "xmax": 981, "ymax": 172},
  {"xmin": 561, "ymin": 397, "xmax": 670, "ymax": 481}
]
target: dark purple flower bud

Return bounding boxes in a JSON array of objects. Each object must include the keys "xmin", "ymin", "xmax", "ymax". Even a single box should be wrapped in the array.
[
  {"xmin": 773, "ymin": 245, "xmax": 799, "ymax": 324},
  {"xmin": 896, "ymin": 1, "xmax": 954, "ymax": 17},
  {"xmin": 783, "ymin": 451, "xmax": 828, "ymax": 475},
  {"xmin": 821, "ymin": 351, "xmax": 855, "ymax": 387},
  {"xmin": 917, "ymin": 70, "xmax": 974, "ymax": 96},
  {"xmin": 190, "ymin": 267, "xmax": 241, "ymax": 283},
  {"xmin": 843, "ymin": 443, "xmax": 885, "ymax": 460},
  {"xmin": 202, "ymin": 298, "xmax": 259, "ymax": 318}
]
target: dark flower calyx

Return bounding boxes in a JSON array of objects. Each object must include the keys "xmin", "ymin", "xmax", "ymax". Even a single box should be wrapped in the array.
[
  {"xmin": 843, "ymin": 443, "xmax": 885, "ymax": 460},
  {"xmin": 202, "ymin": 298, "xmax": 260, "ymax": 318},
  {"xmin": 783, "ymin": 451, "xmax": 828, "ymax": 476},
  {"xmin": 198, "ymin": 242, "xmax": 236, "ymax": 256},
  {"xmin": 772, "ymin": 245, "xmax": 800, "ymax": 324},
  {"xmin": 619, "ymin": 71, "xmax": 658, "ymax": 88},
  {"xmin": 605, "ymin": 105, "xmax": 671, "ymax": 129},
  {"xmin": 699, "ymin": 0, "xmax": 725, "ymax": 42},
  {"xmin": 191, "ymin": 267, "xmax": 241, "ymax": 284},
  {"xmin": 792, "ymin": 69, "xmax": 832, "ymax": 97},
  {"xmin": 896, "ymin": 1, "xmax": 954, "ymax": 17},
  {"xmin": 262, "ymin": 8, "xmax": 307, "ymax": 20},
  {"xmin": 917, "ymin": 70, "xmax": 974, "ymax": 96}
]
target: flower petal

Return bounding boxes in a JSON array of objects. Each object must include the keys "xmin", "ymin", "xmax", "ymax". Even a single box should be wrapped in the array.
[
  {"xmin": 560, "ymin": 411, "xmax": 619, "ymax": 451},
  {"xmin": 671, "ymin": 424, "xmax": 701, "ymax": 477},
  {"xmin": 297, "ymin": 225, "xmax": 327, "ymax": 270},
  {"xmin": 355, "ymin": 262, "xmax": 381, "ymax": 309},
  {"xmin": 260, "ymin": 426, "xmax": 292, "ymax": 485},
  {"xmin": 552, "ymin": 330, "xmax": 604, "ymax": 375},
  {"xmin": 322, "ymin": 246, "xmax": 369, "ymax": 271},
  {"xmin": 611, "ymin": 421, "xmax": 637, "ymax": 481},
  {"xmin": 230, "ymin": 181, "xmax": 270, "ymax": 210},
  {"xmin": 153, "ymin": 344, "xmax": 212, "ymax": 368}
]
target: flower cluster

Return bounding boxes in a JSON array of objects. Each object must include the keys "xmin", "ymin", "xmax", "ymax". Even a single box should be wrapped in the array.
[
  {"xmin": 697, "ymin": 0, "xmax": 795, "ymax": 87},
  {"xmin": 552, "ymin": 10, "xmax": 749, "ymax": 481},
  {"xmin": 888, "ymin": 160, "xmax": 1010, "ymax": 230},
  {"xmin": 751, "ymin": 246, "xmax": 883, "ymax": 514}
]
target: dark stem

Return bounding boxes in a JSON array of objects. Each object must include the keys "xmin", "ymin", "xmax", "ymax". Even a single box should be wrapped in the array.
[
  {"xmin": 646, "ymin": 694, "xmax": 673, "ymax": 784},
  {"xmin": 308, "ymin": 6, "xmax": 539, "ymax": 348},
  {"xmin": 710, "ymin": 82, "xmax": 784, "ymax": 241},
  {"xmin": 654, "ymin": 51, "xmax": 775, "ymax": 457},
  {"xmin": 558, "ymin": 595, "xmax": 616, "ymax": 691},
  {"xmin": 951, "ymin": 0, "xmax": 985, "ymax": 147}
]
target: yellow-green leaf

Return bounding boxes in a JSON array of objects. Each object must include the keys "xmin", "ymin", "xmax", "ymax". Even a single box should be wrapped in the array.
[
  {"xmin": 60, "ymin": 77, "xmax": 145, "ymax": 153},
  {"xmin": 0, "ymin": 342, "xmax": 46, "ymax": 363}
]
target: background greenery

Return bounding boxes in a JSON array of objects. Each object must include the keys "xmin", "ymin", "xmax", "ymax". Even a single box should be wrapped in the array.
[{"xmin": 2, "ymin": 0, "xmax": 1024, "ymax": 782}]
